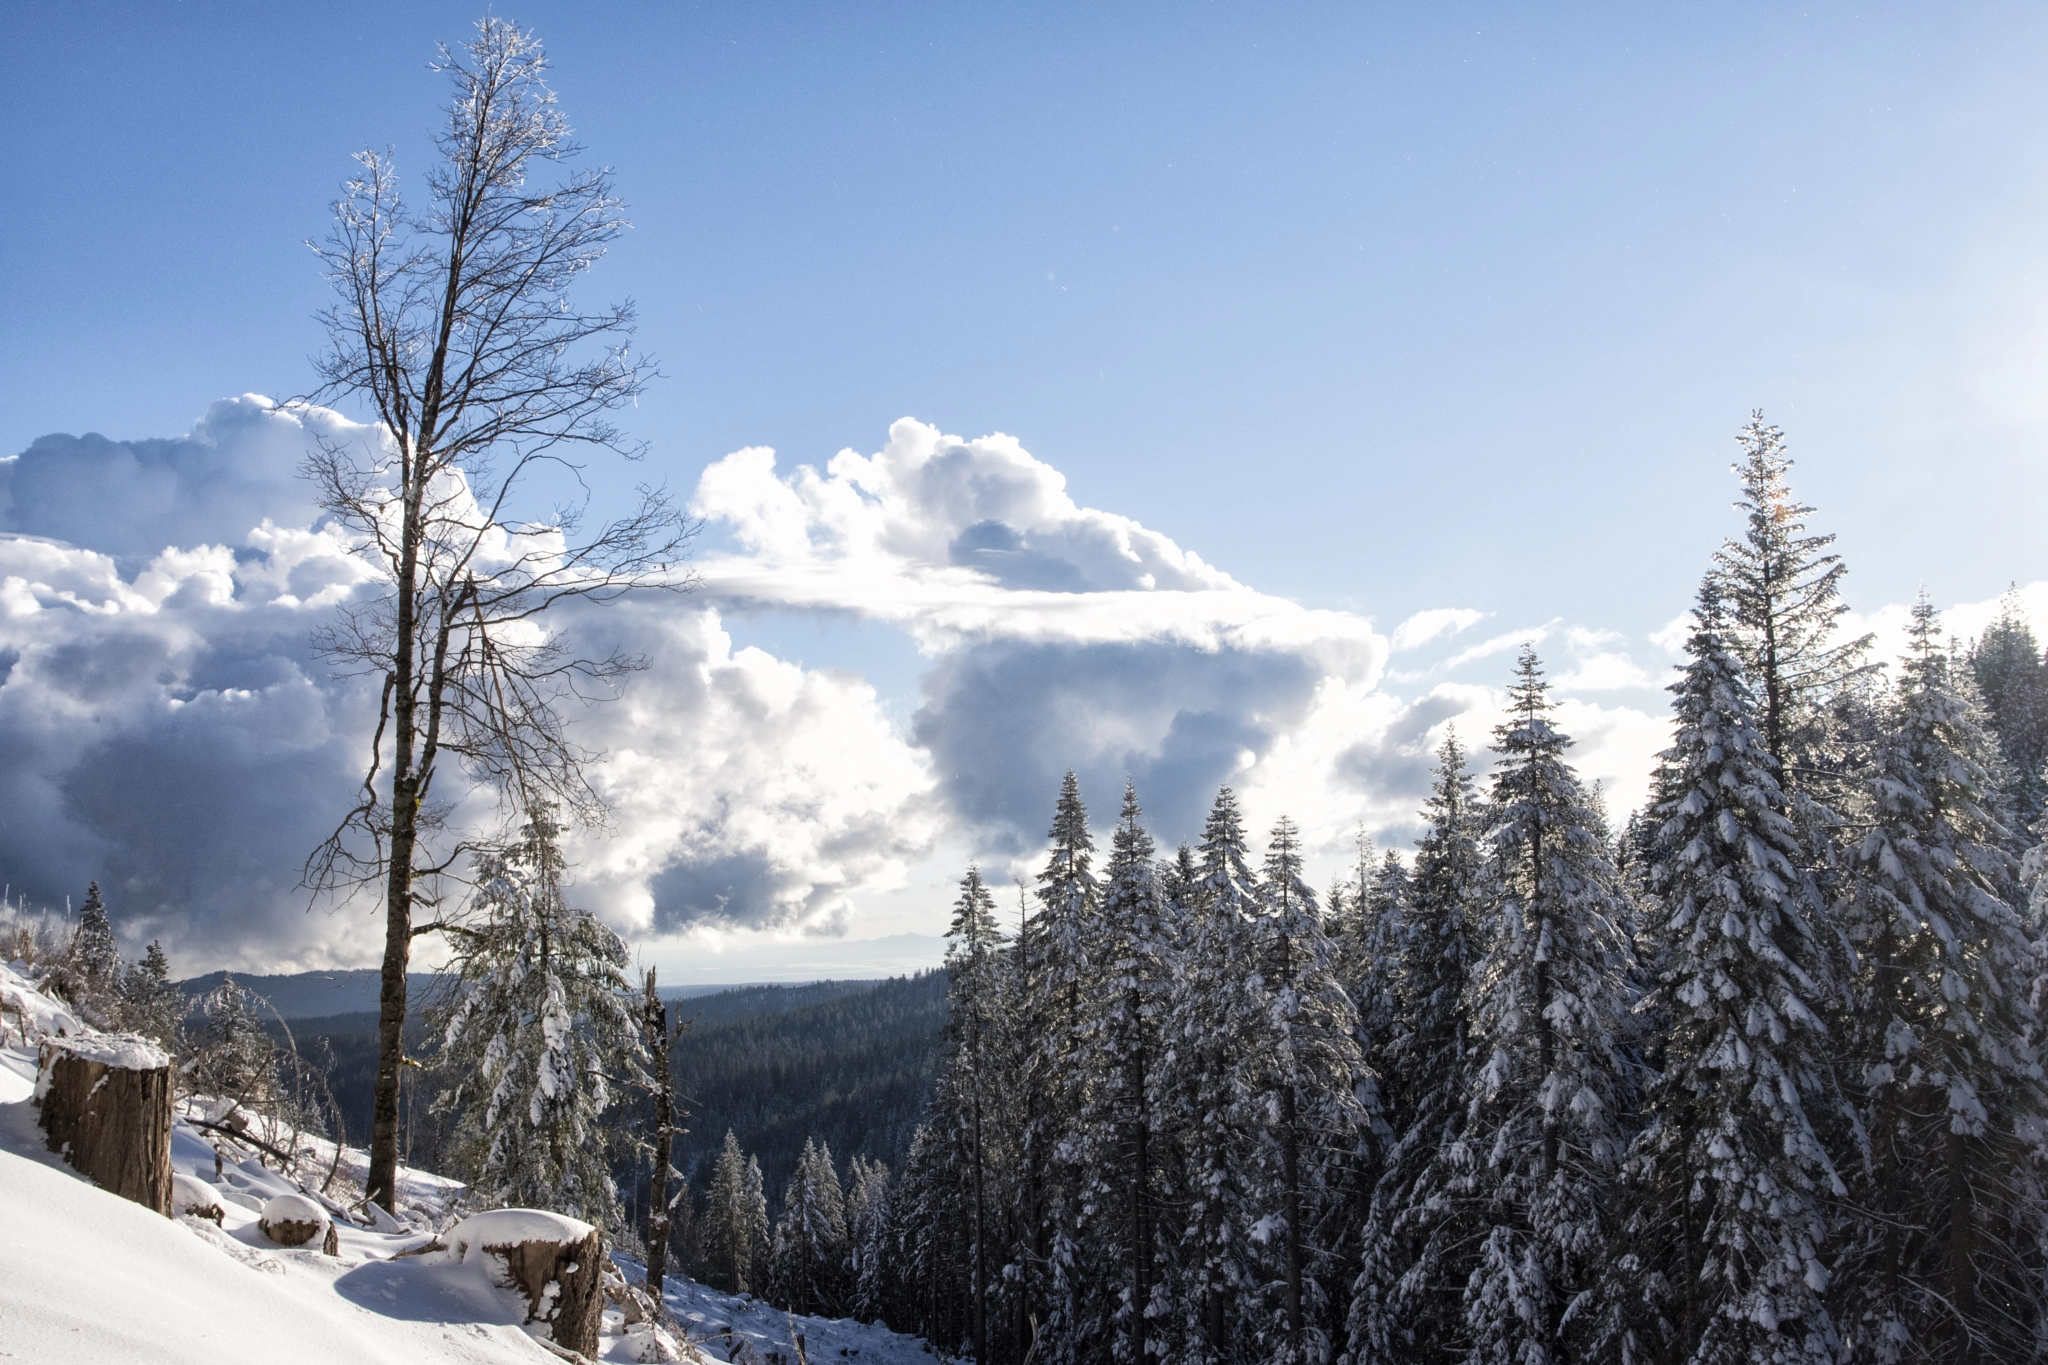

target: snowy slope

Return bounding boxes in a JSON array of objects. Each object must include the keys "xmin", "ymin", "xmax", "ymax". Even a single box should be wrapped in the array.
[{"xmin": 0, "ymin": 961, "xmax": 945, "ymax": 1365}]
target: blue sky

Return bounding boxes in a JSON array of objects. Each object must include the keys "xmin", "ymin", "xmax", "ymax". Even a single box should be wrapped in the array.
[{"xmin": 3, "ymin": 4, "xmax": 2046, "ymax": 976}]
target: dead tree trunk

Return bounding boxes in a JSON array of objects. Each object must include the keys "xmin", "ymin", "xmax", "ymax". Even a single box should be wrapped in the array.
[{"xmin": 37, "ymin": 1035, "xmax": 173, "ymax": 1215}]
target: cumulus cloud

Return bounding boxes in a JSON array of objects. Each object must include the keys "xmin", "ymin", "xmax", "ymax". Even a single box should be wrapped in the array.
[
  {"xmin": 688, "ymin": 419, "xmax": 1398, "ymax": 856},
  {"xmin": 17, "ymin": 401, "xmax": 1990, "ymax": 971},
  {"xmin": 0, "ymin": 402, "xmax": 939, "ymax": 969},
  {"xmin": 0, "ymin": 396, "xmax": 334, "ymax": 566},
  {"xmin": 559, "ymin": 601, "xmax": 936, "ymax": 938}
]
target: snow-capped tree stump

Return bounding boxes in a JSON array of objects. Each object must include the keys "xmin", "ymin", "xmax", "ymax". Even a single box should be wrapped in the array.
[
  {"xmin": 259, "ymin": 1193, "xmax": 331, "ymax": 1248},
  {"xmin": 36, "ymin": 1034, "xmax": 173, "ymax": 1216},
  {"xmin": 449, "ymin": 1210, "xmax": 604, "ymax": 1358}
]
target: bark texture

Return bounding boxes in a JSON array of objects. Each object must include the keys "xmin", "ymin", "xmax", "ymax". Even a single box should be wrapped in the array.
[
  {"xmin": 485, "ymin": 1226, "xmax": 605, "ymax": 1358},
  {"xmin": 36, "ymin": 1037, "xmax": 173, "ymax": 1216}
]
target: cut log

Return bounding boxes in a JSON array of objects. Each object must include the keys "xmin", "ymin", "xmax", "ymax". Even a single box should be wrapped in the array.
[
  {"xmin": 35, "ymin": 1034, "xmax": 172, "ymax": 1215},
  {"xmin": 448, "ymin": 1210, "xmax": 604, "ymax": 1359}
]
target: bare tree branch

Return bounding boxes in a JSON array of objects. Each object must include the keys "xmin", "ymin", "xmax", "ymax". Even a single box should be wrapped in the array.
[{"xmin": 295, "ymin": 17, "xmax": 696, "ymax": 1212}]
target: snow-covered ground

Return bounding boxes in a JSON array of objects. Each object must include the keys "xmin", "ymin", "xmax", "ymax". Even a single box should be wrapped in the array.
[{"xmin": 0, "ymin": 961, "xmax": 945, "ymax": 1365}]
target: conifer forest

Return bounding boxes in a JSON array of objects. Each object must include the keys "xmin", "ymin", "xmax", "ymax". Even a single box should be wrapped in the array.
[
  {"xmin": 8, "ymin": 13, "xmax": 2048, "ymax": 1364},
  {"xmin": 685, "ymin": 416, "xmax": 2048, "ymax": 1365}
]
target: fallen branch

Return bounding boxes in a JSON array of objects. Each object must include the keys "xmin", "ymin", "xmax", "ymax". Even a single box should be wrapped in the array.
[{"xmin": 188, "ymin": 1117, "xmax": 305, "ymax": 1171}]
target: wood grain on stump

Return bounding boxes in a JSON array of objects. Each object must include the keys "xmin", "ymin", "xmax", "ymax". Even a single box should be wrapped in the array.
[{"xmin": 36, "ymin": 1035, "xmax": 173, "ymax": 1216}]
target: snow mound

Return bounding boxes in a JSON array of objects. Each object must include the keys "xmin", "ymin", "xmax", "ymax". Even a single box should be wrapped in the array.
[
  {"xmin": 261, "ymin": 1192, "xmax": 329, "ymax": 1226},
  {"xmin": 450, "ymin": 1207, "xmax": 596, "ymax": 1253},
  {"xmin": 173, "ymin": 1171, "xmax": 226, "ymax": 1219}
]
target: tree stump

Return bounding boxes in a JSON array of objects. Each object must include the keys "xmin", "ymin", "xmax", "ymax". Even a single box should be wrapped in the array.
[
  {"xmin": 259, "ymin": 1193, "xmax": 330, "ymax": 1248},
  {"xmin": 36, "ymin": 1034, "xmax": 173, "ymax": 1215},
  {"xmin": 172, "ymin": 1172, "xmax": 226, "ymax": 1224},
  {"xmin": 449, "ymin": 1210, "xmax": 604, "ymax": 1358}
]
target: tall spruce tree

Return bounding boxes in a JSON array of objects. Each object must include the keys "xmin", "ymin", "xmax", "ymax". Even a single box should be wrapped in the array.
[
  {"xmin": 1079, "ymin": 781, "xmax": 1169, "ymax": 1363},
  {"xmin": 1831, "ymin": 597, "xmax": 2048, "ymax": 1363},
  {"xmin": 703, "ymin": 1129, "xmax": 769, "ymax": 1294},
  {"xmin": 1170, "ymin": 786, "xmax": 1262, "ymax": 1363},
  {"xmin": 771, "ymin": 1136, "xmax": 850, "ymax": 1316},
  {"xmin": 1030, "ymin": 772, "xmax": 1099, "ymax": 1363},
  {"xmin": 71, "ymin": 881, "xmax": 120, "ymax": 1007},
  {"xmin": 1350, "ymin": 729, "xmax": 1489, "ymax": 1365},
  {"xmin": 1707, "ymin": 413, "xmax": 1875, "ymax": 796},
  {"xmin": 1614, "ymin": 587, "xmax": 1842, "ymax": 1365},
  {"xmin": 846, "ymin": 1154, "xmax": 894, "ymax": 1325},
  {"xmin": 1246, "ymin": 815, "xmax": 1372, "ymax": 1364},
  {"xmin": 1460, "ymin": 647, "xmax": 1637, "ymax": 1365},
  {"xmin": 944, "ymin": 865, "xmax": 1007, "ymax": 1364}
]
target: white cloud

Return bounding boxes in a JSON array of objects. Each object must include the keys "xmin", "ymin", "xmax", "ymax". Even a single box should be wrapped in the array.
[
  {"xmin": 16, "ymin": 402, "xmax": 2009, "ymax": 971},
  {"xmin": 1390, "ymin": 607, "xmax": 1486, "ymax": 653},
  {"xmin": 0, "ymin": 403, "xmax": 941, "ymax": 971}
]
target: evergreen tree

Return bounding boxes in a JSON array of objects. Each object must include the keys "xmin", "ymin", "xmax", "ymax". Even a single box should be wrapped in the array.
[
  {"xmin": 1831, "ymin": 597, "xmax": 2048, "ymax": 1363},
  {"xmin": 1707, "ymin": 413, "xmax": 1875, "ymax": 796},
  {"xmin": 846, "ymin": 1154, "xmax": 894, "ymax": 1324},
  {"xmin": 703, "ymin": 1129, "xmax": 769, "ymax": 1294},
  {"xmin": 1460, "ymin": 648, "xmax": 1637, "ymax": 1365},
  {"xmin": 944, "ymin": 865, "xmax": 1007, "ymax": 1364},
  {"xmin": 771, "ymin": 1136, "xmax": 850, "ymax": 1316},
  {"xmin": 1169, "ymin": 786, "xmax": 1262, "ymax": 1363},
  {"xmin": 117, "ymin": 940, "xmax": 182, "ymax": 1052},
  {"xmin": 434, "ymin": 811, "xmax": 646, "ymax": 1230},
  {"xmin": 1028, "ymin": 772, "xmax": 1099, "ymax": 1363},
  {"xmin": 1614, "ymin": 586, "xmax": 1842, "ymax": 1365},
  {"xmin": 190, "ymin": 973, "xmax": 276, "ymax": 1105},
  {"xmin": 1968, "ymin": 588, "xmax": 2048, "ymax": 835},
  {"xmin": 71, "ymin": 881, "xmax": 120, "ymax": 1005},
  {"xmin": 1078, "ymin": 781, "xmax": 1170, "ymax": 1363},
  {"xmin": 1245, "ymin": 815, "xmax": 1373, "ymax": 1364},
  {"xmin": 1351, "ymin": 729, "xmax": 1490, "ymax": 1365}
]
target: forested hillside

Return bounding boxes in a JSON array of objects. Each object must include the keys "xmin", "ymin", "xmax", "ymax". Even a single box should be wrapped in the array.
[
  {"xmin": 664, "ymin": 971, "xmax": 946, "ymax": 1219},
  {"xmin": 233, "ymin": 973, "xmax": 946, "ymax": 1235}
]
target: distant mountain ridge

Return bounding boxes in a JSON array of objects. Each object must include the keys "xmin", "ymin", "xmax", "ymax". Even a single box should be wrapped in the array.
[{"xmin": 179, "ymin": 969, "xmax": 763, "ymax": 1019}]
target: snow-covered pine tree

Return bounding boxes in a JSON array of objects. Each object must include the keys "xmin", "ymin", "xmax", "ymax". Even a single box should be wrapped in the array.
[
  {"xmin": 1075, "ymin": 781, "xmax": 1170, "ymax": 1363},
  {"xmin": 117, "ymin": 940, "xmax": 182, "ymax": 1052},
  {"xmin": 434, "ymin": 810, "xmax": 646, "ymax": 1230},
  {"xmin": 1028, "ymin": 772, "xmax": 1100, "ymax": 1364},
  {"xmin": 891, "ymin": 1117, "xmax": 975, "ymax": 1353},
  {"xmin": 1170, "ymin": 786, "xmax": 1262, "ymax": 1363},
  {"xmin": 846, "ymin": 1154, "xmax": 894, "ymax": 1324},
  {"xmin": 190, "ymin": 974, "xmax": 276, "ymax": 1106},
  {"xmin": 1348, "ymin": 837, "xmax": 1408, "ymax": 1083},
  {"xmin": 1613, "ymin": 586, "xmax": 1842, "ymax": 1365},
  {"xmin": 742, "ymin": 1151, "xmax": 771, "ymax": 1296},
  {"xmin": 1707, "ymin": 413, "xmax": 1876, "ymax": 799},
  {"xmin": 1968, "ymin": 588, "xmax": 2048, "ymax": 836},
  {"xmin": 1460, "ymin": 647, "xmax": 1637, "ymax": 1365},
  {"xmin": 703, "ymin": 1128, "xmax": 769, "ymax": 1294},
  {"xmin": 71, "ymin": 881, "xmax": 120, "ymax": 1010},
  {"xmin": 1149, "ymin": 839, "xmax": 1203, "ymax": 1365},
  {"xmin": 771, "ymin": 1136, "xmax": 850, "ymax": 1316},
  {"xmin": 943, "ymin": 864, "xmax": 1007, "ymax": 1364},
  {"xmin": 1245, "ymin": 815, "xmax": 1372, "ymax": 1364},
  {"xmin": 1831, "ymin": 597, "xmax": 2048, "ymax": 1362},
  {"xmin": 1350, "ymin": 728, "xmax": 1490, "ymax": 1365}
]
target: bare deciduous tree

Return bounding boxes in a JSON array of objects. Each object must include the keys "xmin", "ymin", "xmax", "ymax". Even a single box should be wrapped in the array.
[{"xmin": 301, "ymin": 17, "xmax": 692, "ymax": 1214}]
